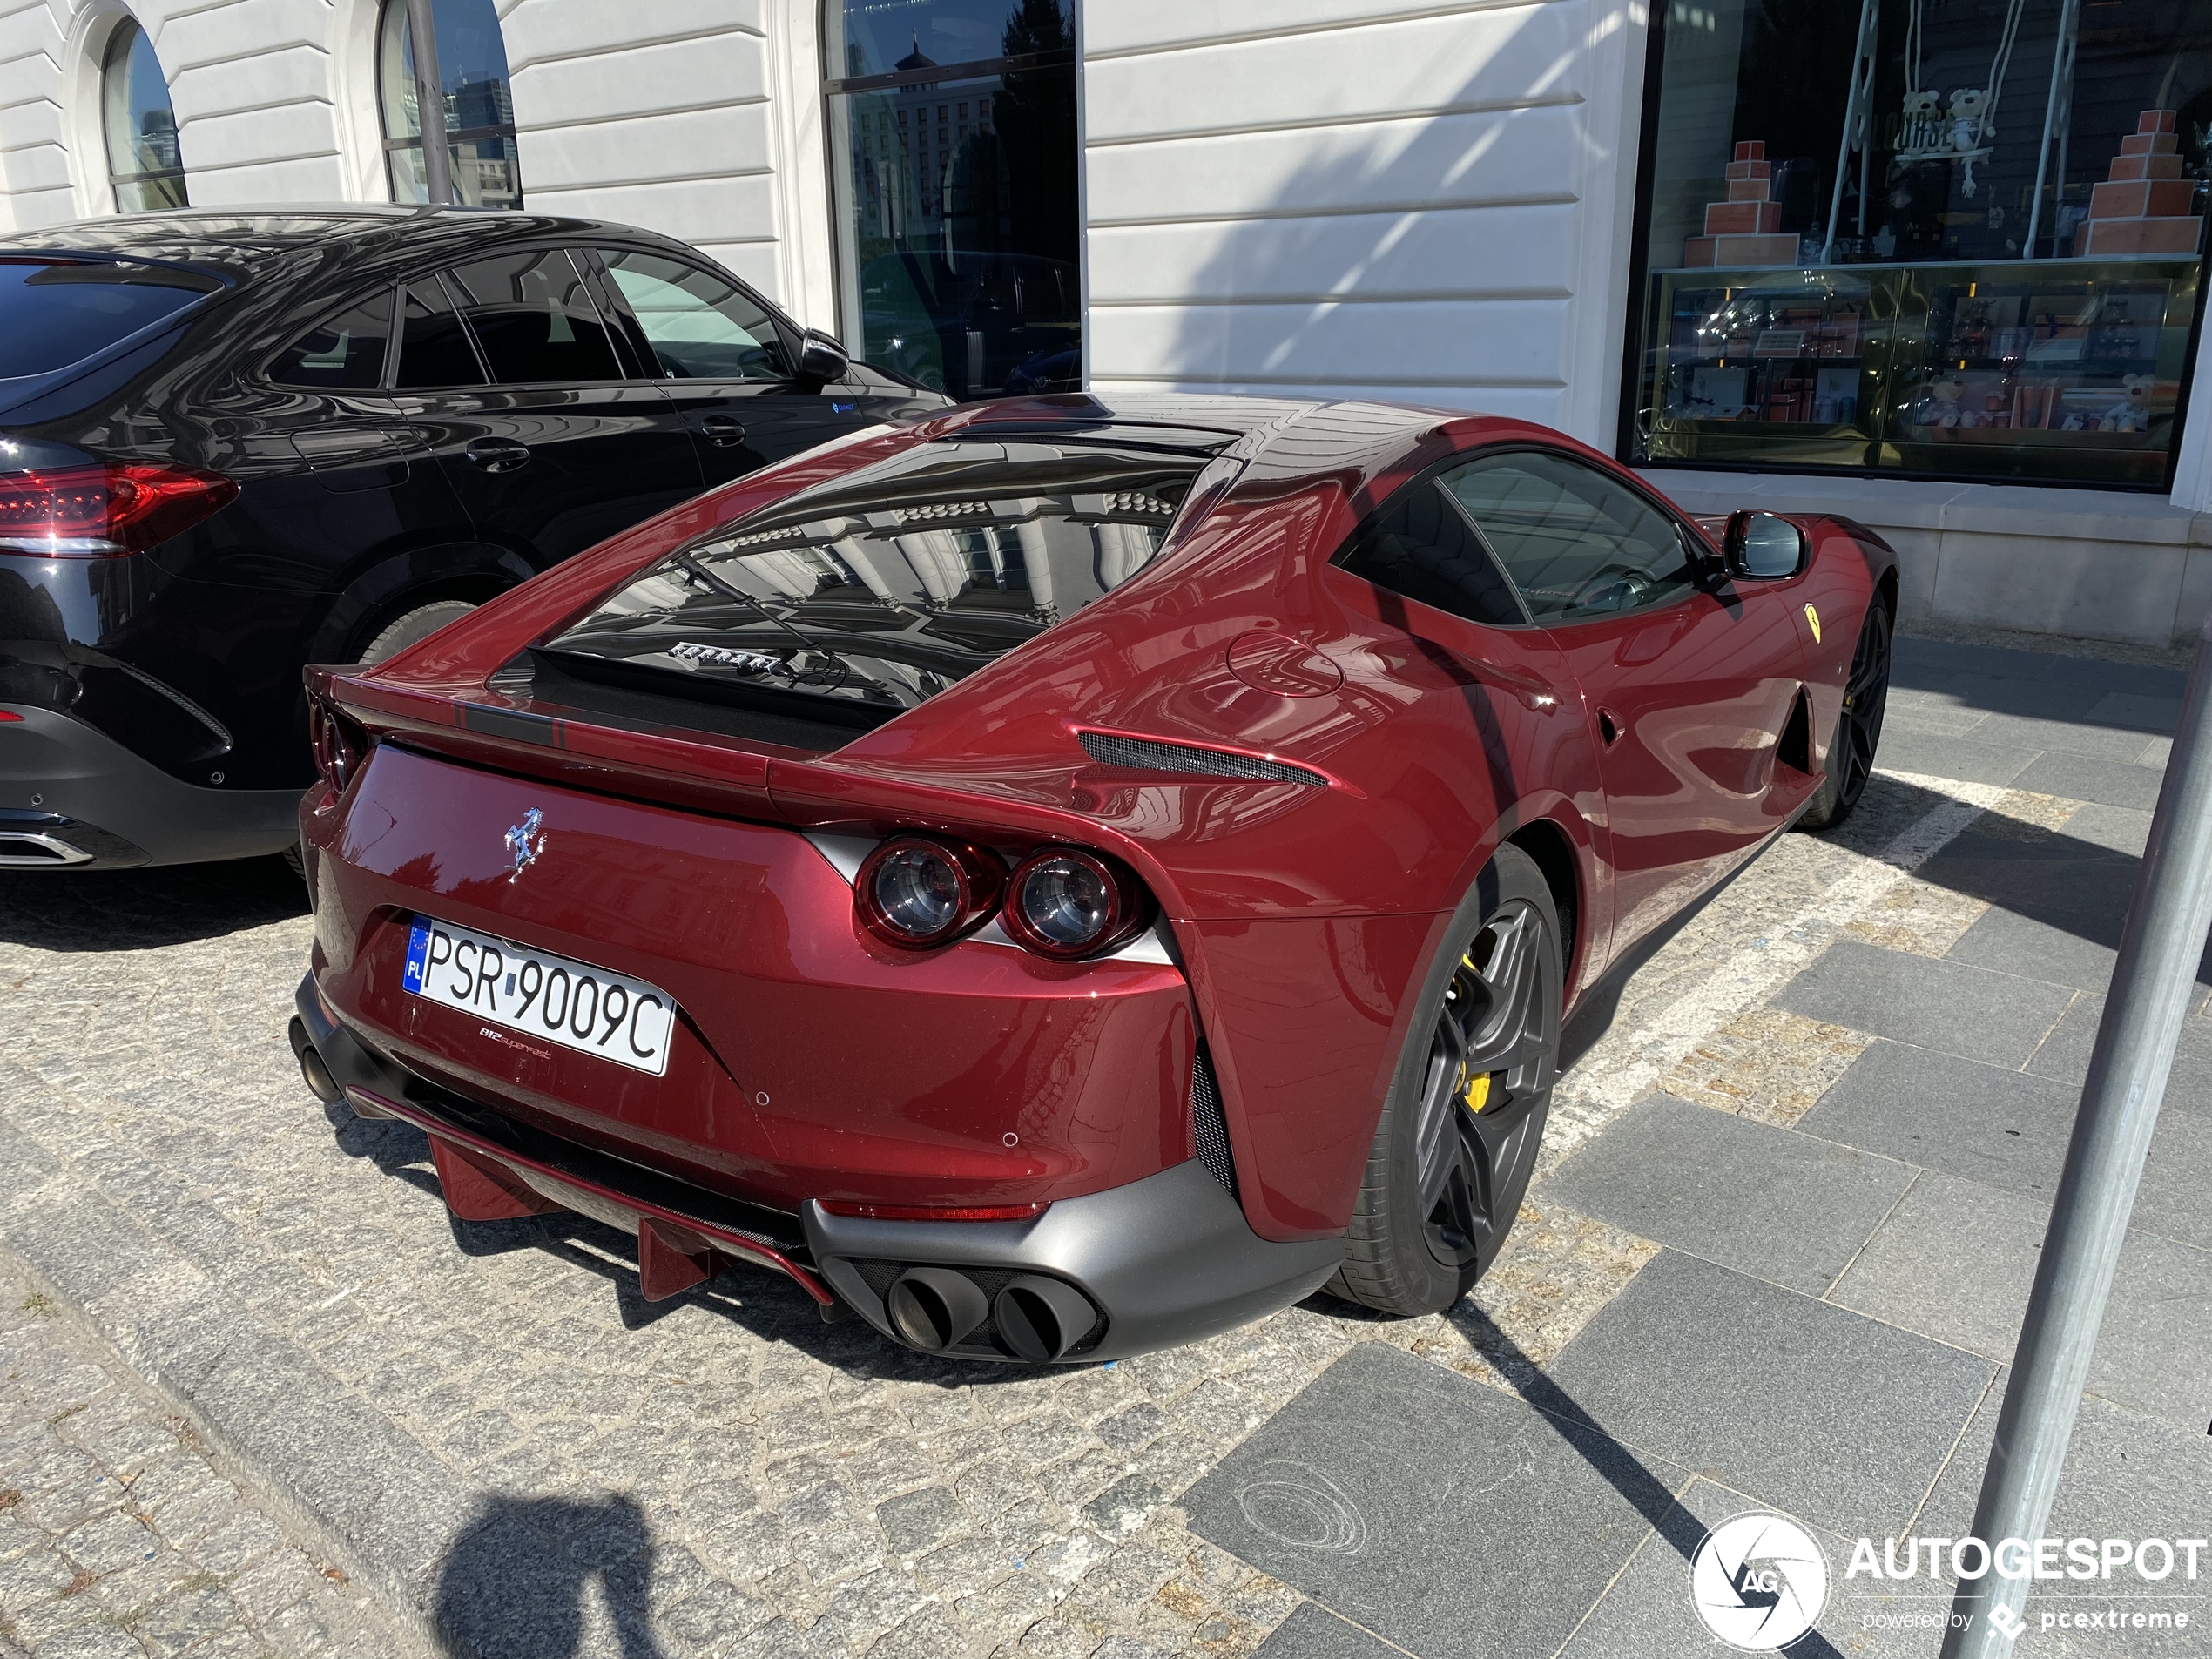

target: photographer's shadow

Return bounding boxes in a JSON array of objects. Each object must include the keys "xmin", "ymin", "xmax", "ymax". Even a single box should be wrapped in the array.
[{"xmin": 435, "ymin": 1493, "xmax": 666, "ymax": 1659}]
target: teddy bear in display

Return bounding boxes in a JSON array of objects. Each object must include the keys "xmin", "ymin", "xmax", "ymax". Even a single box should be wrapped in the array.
[
  {"xmin": 1948, "ymin": 88, "xmax": 1989, "ymax": 150},
  {"xmin": 1947, "ymin": 87, "xmax": 1991, "ymax": 192},
  {"xmin": 1899, "ymin": 89, "xmax": 1943, "ymax": 154},
  {"xmin": 2096, "ymin": 374, "xmax": 2155, "ymax": 433},
  {"xmin": 1911, "ymin": 375, "xmax": 1968, "ymax": 428}
]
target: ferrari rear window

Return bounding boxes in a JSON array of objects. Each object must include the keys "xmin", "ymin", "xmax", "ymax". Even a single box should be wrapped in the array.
[
  {"xmin": 542, "ymin": 439, "xmax": 1205, "ymax": 725},
  {"xmin": 0, "ymin": 257, "xmax": 216, "ymax": 381}
]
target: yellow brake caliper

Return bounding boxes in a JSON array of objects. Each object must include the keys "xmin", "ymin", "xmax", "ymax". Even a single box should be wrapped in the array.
[{"xmin": 1455, "ymin": 952, "xmax": 1494, "ymax": 1114}]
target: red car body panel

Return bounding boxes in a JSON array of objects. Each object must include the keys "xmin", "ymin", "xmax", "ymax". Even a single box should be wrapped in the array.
[{"xmin": 303, "ymin": 394, "xmax": 1898, "ymax": 1278}]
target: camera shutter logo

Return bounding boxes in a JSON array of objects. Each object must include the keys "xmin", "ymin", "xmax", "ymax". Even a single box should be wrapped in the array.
[{"xmin": 1688, "ymin": 1511, "xmax": 1830, "ymax": 1651}]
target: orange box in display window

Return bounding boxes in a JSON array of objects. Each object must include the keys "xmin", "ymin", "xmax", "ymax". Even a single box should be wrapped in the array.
[{"xmin": 1705, "ymin": 200, "xmax": 1782, "ymax": 235}]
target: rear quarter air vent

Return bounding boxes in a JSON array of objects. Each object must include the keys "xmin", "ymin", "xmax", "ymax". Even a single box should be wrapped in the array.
[
  {"xmin": 1077, "ymin": 731, "xmax": 1326, "ymax": 788},
  {"xmin": 1191, "ymin": 1042, "xmax": 1238, "ymax": 1201}
]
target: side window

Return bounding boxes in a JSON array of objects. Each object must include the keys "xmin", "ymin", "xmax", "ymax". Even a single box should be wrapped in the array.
[
  {"xmin": 442, "ymin": 249, "xmax": 624, "ymax": 385},
  {"xmin": 597, "ymin": 249, "xmax": 791, "ymax": 381},
  {"xmin": 394, "ymin": 278, "xmax": 485, "ymax": 388},
  {"xmin": 1440, "ymin": 452, "xmax": 1697, "ymax": 622},
  {"xmin": 1333, "ymin": 478, "xmax": 1526, "ymax": 628},
  {"xmin": 269, "ymin": 289, "xmax": 395, "ymax": 389}
]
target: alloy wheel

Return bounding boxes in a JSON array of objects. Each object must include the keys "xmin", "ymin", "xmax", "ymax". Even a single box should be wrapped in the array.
[
  {"xmin": 1409, "ymin": 900, "xmax": 1559, "ymax": 1271},
  {"xmin": 1834, "ymin": 602, "xmax": 1892, "ymax": 809}
]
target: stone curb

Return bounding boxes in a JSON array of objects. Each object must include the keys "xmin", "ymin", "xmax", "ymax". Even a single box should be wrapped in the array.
[{"xmin": 0, "ymin": 1109, "xmax": 536, "ymax": 1659}]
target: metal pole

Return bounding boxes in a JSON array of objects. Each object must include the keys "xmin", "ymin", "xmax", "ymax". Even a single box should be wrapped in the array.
[
  {"xmin": 1822, "ymin": 0, "xmax": 1880, "ymax": 265},
  {"xmin": 2023, "ymin": 0, "xmax": 2079, "ymax": 256},
  {"xmin": 1940, "ymin": 614, "xmax": 2212, "ymax": 1658},
  {"xmin": 404, "ymin": 0, "xmax": 455, "ymax": 206}
]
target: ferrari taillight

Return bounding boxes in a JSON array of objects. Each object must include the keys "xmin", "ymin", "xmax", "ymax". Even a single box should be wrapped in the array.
[
  {"xmin": 1001, "ymin": 847, "xmax": 1152, "ymax": 961},
  {"xmin": 307, "ymin": 694, "xmax": 370, "ymax": 793},
  {"xmin": 0, "ymin": 463, "xmax": 239, "ymax": 557},
  {"xmin": 854, "ymin": 835, "xmax": 1005, "ymax": 949}
]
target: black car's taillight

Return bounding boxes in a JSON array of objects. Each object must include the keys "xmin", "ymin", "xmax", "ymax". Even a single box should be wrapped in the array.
[
  {"xmin": 0, "ymin": 462, "xmax": 239, "ymax": 557},
  {"xmin": 1001, "ymin": 847, "xmax": 1152, "ymax": 961},
  {"xmin": 307, "ymin": 694, "xmax": 370, "ymax": 793},
  {"xmin": 854, "ymin": 835, "xmax": 1005, "ymax": 948}
]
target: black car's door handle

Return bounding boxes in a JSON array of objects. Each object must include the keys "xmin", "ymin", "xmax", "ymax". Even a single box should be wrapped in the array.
[
  {"xmin": 465, "ymin": 438, "xmax": 532, "ymax": 474},
  {"xmin": 697, "ymin": 416, "xmax": 747, "ymax": 448}
]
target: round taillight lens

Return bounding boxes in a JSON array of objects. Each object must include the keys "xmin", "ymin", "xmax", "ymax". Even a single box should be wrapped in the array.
[
  {"xmin": 1002, "ymin": 847, "xmax": 1150, "ymax": 960},
  {"xmin": 854, "ymin": 835, "xmax": 1003, "ymax": 948}
]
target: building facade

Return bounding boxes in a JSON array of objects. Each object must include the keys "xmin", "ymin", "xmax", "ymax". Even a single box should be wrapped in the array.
[{"xmin": 3, "ymin": 0, "xmax": 2209, "ymax": 644}]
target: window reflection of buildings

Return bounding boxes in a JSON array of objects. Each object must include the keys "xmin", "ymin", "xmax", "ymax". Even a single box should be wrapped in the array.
[{"xmin": 853, "ymin": 80, "xmax": 998, "ymax": 251}]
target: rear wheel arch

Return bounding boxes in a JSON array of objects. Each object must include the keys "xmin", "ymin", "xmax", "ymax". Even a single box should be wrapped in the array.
[
  {"xmin": 306, "ymin": 543, "xmax": 535, "ymax": 664},
  {"xmin": 1504, "ymin": 818, "xmax": 1581, "ymax": 998}
]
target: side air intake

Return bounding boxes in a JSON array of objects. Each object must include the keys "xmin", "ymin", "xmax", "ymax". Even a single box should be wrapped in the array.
[
  {"xmin": 1078, "ymin": 732, "xmax": 1326, "ymax": 788},
  {"xmin": 1191, "ymin": 1044, "xmax": 1238, "ymax": 1199}
]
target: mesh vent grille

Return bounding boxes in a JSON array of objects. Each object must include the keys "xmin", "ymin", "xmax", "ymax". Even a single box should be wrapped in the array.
[
  {"xmin": 1191, "ymin": 1045, "xmax": 1238, "ymax": 1200},
  {"xmin": 1078, "ymin": 732, "xmax": 1326, "ymax": 788}
]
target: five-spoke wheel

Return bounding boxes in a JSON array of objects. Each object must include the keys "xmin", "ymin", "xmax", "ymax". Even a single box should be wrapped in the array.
[
  {"xmin": 1800, "ymin": 599, "xmax": 1892, "ymax": 830},
  {"xmin": 1332, "ymin": 844, "xmax": 1563, "ymax": 1315}
]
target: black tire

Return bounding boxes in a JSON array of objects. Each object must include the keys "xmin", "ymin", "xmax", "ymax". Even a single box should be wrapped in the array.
[
  {"xmin": 358, "ymin": 598, "xmax": 477, "ymax": 664},
  {"xmin": 1330, "ymin": 844, "xmax": 1563, "ymax": 1317},
  {"xmin": 1797, "ymin": 599, "xmax": 1892, "ymax": 833}
]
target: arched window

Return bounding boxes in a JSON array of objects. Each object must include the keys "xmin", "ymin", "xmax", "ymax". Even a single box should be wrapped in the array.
[
  {"xmin": 823, "ymin": 1, "xmax": 1079, "ymax": 401},
  {"xmin": 101, "ymin": 18, "xmax": 186, "ymax": 212},
  {"xmin": 377, "ymin": 0, "xmax": 520, "ymax": 209}
]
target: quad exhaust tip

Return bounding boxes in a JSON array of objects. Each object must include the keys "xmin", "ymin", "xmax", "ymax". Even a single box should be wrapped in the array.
[{"xmin": 883, "ymin": 1265, "xmax": 1100, "ymax": 1360}]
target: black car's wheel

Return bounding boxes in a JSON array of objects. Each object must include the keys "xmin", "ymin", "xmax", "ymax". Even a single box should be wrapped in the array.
[
  {"xmin": 359, "ymin": 599, "xmax": 477, "ymax": 664},
  {"xmin": 1331, "ymin": 845, "xmax": 1562, "ymax": 1317},
  {"xmin": 1797, "ymin": 599, "xmax": 1892, "ymax": 832}
]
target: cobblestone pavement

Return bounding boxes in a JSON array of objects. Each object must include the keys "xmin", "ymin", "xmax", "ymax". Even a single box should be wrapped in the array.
[
  {"xmin": 0, "ymin": 1253, "xmax": 415, "ymax": 1659},
  {"xmin": 0, "ymin": 633, "xmax": 2192, "ymax": 1659}
]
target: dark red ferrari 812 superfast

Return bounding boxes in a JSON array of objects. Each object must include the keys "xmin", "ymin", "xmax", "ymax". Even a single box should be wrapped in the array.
[{"xmin": 291, "ymin": 394, "xmax": 1894, "ymax": 1363}]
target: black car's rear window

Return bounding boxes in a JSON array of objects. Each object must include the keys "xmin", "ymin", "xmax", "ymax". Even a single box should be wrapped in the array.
[
  {"xmin": 270, "ymin": 289, "xmax": 394, "ymax": 389},
  {"xmin": 0, "ymin": 257, "xmax": 217, "ymax": 380}
]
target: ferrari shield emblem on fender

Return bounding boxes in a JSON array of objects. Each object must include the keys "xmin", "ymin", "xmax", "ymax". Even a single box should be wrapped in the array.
[{"xmin": 1803, "ymin": 604, "xmax": 1823, "ymax": 644}]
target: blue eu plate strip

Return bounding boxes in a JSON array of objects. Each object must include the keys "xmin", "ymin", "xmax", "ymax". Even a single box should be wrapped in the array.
[{"xmin": 402, "ymin": 915, "xmax": 430, "ymax": 993}]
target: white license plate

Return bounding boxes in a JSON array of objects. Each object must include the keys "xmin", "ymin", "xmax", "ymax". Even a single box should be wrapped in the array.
[{"xmin": 401, "ymin": 915, "xmax": 678, "ymax": 1076}]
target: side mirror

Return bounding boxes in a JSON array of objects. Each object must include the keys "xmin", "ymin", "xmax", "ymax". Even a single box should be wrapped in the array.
[
  {"xmin": 795, "ymin": 328, "xmax": 850, "ymax": 385},
  {"xmin": 1722, "ymin": 509, "xmax": 1806, "ymax": 580}
]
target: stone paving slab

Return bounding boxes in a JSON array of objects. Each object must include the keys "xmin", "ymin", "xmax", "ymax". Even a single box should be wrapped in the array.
[
  {"xmin": 1183, "ymin": 1342, "xmax": 1685, "ymax": 1659},
  {"xmin": 1534, "ymin": 1094, "xmax": 1913, "ymax": 1295},
  {"xmin": 1773, "ymin": 941, "xmax": 2075, "ymax": 1069},
  {"xmin": 1542, "ymin": 1251, "xmax": 1996, "ymax": 1541},
  {"xmin": 1247, "ymin": 1604, "xmax": 1400, "ymax": 1658},
  {"xmin": 0, "ymin": 1252, "xmax": 416, "ymax": 1659}
]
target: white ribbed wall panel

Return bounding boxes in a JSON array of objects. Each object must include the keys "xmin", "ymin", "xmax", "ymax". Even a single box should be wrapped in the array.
[
  {"xmin": 1081, "ymin": 0, "xmax": 1650, "ymax": 445},
  {"xmin": 0, "ymin": 0, "xmax": 840, "ymax": 328},
  {"xmin": 0, "ymin": 1, "xmax": 71, "ymax": 232},
  {"xmin": 498, "ymin": 0, "xmax": 827, "ymax": 314}
]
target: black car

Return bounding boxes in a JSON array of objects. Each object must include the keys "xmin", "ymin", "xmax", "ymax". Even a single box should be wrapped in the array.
[{"xmin": 0, "ymin": 206, "xmax": 948, "ymax": 870}]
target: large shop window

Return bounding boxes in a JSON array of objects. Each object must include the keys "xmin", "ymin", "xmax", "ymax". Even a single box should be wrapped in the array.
[
  {"xmin": 102, "ymin": 19, "xmax": 187, "ymax": 213},
  {"xmin": 1626, "ymin": 0, "xmax": 2212, "ymax": 490},
  {"xmin": 823, "ymin": 0, "xmax": 1080, "ymax": 400},
  {"xmin": 378, "ymin": 0, "xmax": 522, "ymax": 209}
]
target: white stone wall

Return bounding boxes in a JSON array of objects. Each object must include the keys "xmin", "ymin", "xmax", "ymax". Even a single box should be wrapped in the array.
[
  {"xmin": 0, "ymin": 0, "xmax": 838, "ymax": 320},
  {"xmin": 1078, "ymin": 0, "xmax": 1650, "ymax": 447}
]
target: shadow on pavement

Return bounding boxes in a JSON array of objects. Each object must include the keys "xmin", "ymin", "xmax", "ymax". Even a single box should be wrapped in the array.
[
  {"xmin": 0, "ymin": 853, "xmax": 306, "ymax": 950},
  {"xmin": 1443, "ymin": 1307, "xmax": 1852, "ymax": 1659},
  {"xmin": 314, "ymin": 1093, "xmax": 1040, "ymax": 1384},
  {"xmin": 435, "ymin": 1493, "xmax": 668, "ymax": 1659}
]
